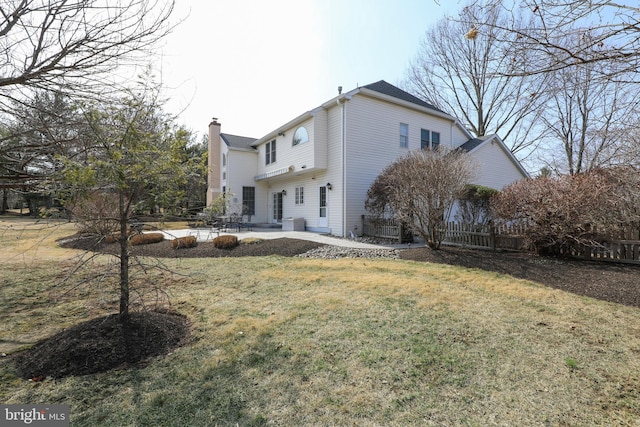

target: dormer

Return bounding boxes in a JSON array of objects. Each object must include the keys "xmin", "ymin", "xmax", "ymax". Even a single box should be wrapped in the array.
[{"xmin": 252, "ymin": 108, "xmax": 328, "ymax": 182}]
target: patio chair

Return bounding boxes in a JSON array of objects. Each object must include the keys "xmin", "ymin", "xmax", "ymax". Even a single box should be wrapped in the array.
[
  {"xmin": 228, "ymin": 214, "xmax": 243, "ymax": 232},
  {"xmin": 205, "ymin": 218, "xmax": 226, "ymax": 241}
]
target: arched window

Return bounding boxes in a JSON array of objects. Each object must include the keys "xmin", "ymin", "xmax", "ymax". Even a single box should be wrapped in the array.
[{"xmin": 292, "ymin": 126, "xmax": 309, "ymax": 146}]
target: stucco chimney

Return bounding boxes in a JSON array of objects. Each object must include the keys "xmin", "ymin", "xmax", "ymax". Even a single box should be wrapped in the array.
[{"xmin": 207, "ymin": 118, "xmax": 222, "ymax": 206}]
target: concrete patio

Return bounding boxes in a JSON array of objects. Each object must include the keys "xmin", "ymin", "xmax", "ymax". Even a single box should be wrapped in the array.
[{"xmin": 156, "ymin": 227, "xmax": 421, "ymax": 249}]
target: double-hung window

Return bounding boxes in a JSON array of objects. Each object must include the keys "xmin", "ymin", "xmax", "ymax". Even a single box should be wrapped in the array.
[
  {"xmin": 421, "ymin": 129, "xmax": 429, "ymax": 150},
  {"xmin": 265, "ymin": 140, "xmax": 276, "ymax": 165},
  {"xmin": 242, "ymin": 186, "xmax": 255, "ymax": 216},
  {"xmin": 295, "ymin": 186, "xmax": 304, "ymax": 205},
  {"xmin": 421, "ymin": 129, "xmax": 441, "ymax": 150},
  {"xmin": 431, "ymin": 131, "xmax": 440, "ymax": 149},
  {"xmin": 400, "ymin": 123, "xmax": 409, "ymax": 148}
]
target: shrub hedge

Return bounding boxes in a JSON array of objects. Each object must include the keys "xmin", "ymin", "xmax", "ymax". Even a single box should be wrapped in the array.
[
  {"xmin": 105, "ymin": 233, "xmax": 122, "ymax": 244},
  {"xmin": 172, "ymin": 235, "xmax": 197, "ymax": 249},
  {"xmin": 130, "ymin": 232, "xmax": 165, "ymax": 246},
  {"xmin": 213, "ymin": 235, "xmax": 239, "ymax": 249}
]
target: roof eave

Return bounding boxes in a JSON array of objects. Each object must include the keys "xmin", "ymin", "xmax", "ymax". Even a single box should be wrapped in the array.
[
  {"xmin": 228, "ymin": 146, "xmax": 257, "ymax": 153},
  {"xmin": 251, "ymin": 111, "xmax": 315, "ymax": 147},
  {"xmin": 357, "ymin": 87, "xmax": 457, "ymax": 122}
]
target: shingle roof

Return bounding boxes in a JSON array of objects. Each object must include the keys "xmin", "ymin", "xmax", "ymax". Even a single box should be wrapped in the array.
[
  {"xmin": 361, "ymin": 80, "xmax": 445, "ymax": 114},
  {"xmin": 459, "ymin": 136, "xmax": 492, "ymax": 152},
  {"xmin": 221, "ymin": 133, "xmax": 257, "ymax": 150}
]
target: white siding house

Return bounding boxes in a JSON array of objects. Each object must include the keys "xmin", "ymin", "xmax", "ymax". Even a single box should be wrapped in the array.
[{"xmin": 207, "ymin": 81, "xmax": 529, "ymax": 237}]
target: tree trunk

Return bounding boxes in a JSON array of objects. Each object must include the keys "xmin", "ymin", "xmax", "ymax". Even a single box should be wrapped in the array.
[
  {"xmin": 1, "ymin": 189, "xmax": 7, "ymax": 214},
  {"xmin": 119, "ymin": 194, "xmax": 130, "ymax": 321}
]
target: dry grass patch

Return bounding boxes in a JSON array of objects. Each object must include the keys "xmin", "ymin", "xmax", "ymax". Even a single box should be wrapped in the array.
[
  {"xmin": 1, "ymin": 219, "xmax": 640, "ymax": 425},
  {"xmin": 0, "ymin": 218, "xmax": 78, "ymax": 263}
]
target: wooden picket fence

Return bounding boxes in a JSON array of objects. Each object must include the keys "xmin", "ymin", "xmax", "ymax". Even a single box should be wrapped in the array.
[
  {"xmin": 361, "ymin": 216, "xmax": 413, "ymax": 243},
  {"xmin": 441, "ymin": 222, "xmax": 526, "ymax": 251},
  {"xmin": 362, "ymin": 216, "xmax": 525, "ymax": 249},
  {"xmin": 559, "ymin": 240, "xmax": 640, "ymax": 264},
  {"xmin": 362, "ymin": 216, "xmax": 640, "ymax": 264}
]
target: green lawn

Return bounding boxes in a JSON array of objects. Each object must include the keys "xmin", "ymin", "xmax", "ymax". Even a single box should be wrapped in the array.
[{"xmin": 1, "ymin": 218, "xmax": 640, "ymax": 426}]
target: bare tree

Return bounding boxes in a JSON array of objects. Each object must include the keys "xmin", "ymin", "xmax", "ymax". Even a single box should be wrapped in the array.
[
  {"xmin": 0, "ymin": 0, "xmax": 175, "ymax": 98},
  {"xmin": 621, "ymin": 128, "xmax": 640, "ymax": 168},
  {"xmin": 452, "ymin": 2, "xmax": 640, "ymax": 172},
  {"xmin": 465, "ymin": 1, "xmax": 640, "ymax": 79},
  {"xmin": 0, "ymin": 0, "xmax": 176, "ymax": 192},
  {"xmin": 404, "ymin": 1, "xmax": 547, "ymax": 157},
  {"xmin": 536, "ymin": 31, "xmax": 640, "ymax": 174},
  {"xmin": 366, "ymin": 148, "xmax": 476, "ymax": 249}
]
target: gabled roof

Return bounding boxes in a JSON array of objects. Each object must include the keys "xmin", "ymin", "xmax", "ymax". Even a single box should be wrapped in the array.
[
  {"xmin": 459, "ymin": 136, "xmax": 492, "ymax": 152},
  {"xmin": 254, "ymin": 80, "xmax": 457, "ymax": 146},
  {"xmin": 361, "ymin": 80, "xmax": 446, "ymax": 114},
  {"xmin": 460, "ymin": 134, "xmax": 530, "ymax": 179},
  {"xmin": 221, "ymin": 133, "xmax": 257, "ymax": 151}
]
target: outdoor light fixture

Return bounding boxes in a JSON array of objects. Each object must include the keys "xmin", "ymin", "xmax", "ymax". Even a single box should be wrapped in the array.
[
  {"xmin": 326, "ymin": 183, "xmax": 332, "ymax": 190},
  {"xmin": 278, "ymin": 132, "xmax": 285, "ymax": 136},
  {"xmin": 282, "ymin": 189, "xmax": 287, "ymax": 195}
]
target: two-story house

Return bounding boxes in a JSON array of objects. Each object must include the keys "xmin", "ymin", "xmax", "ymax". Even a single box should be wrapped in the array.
[{"xmin": 207, "ymin": 80, "xmax": 528, "ymax": 237}]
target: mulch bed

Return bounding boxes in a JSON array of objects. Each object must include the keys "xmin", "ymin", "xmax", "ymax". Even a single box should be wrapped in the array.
[
  {"xmin": 400, "ymin": 246, "xmax": 640, "ymax": 309},
  {"xmin": 13, "ymin": 236, "xmax": 639, "ymax": 380},
  {"xmin": 62, "ymin": 234, "xmax": 640, "ymax": 308},
  {"xmin": 12, "ymin": 310, "xmax": 190, "ymax": 380},
  {"xmin": 61, "ymin": 235, "xmax": 325, "ymax": 258}
]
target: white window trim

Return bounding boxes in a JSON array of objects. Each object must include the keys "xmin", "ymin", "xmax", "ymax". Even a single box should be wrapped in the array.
[
  {"xmin": 295, "ymin": 186, "xmax": 304, "ymax": 205},
  {"xmin": 400, "ymin": 123, "xmax": 409, "ymax": 148}
]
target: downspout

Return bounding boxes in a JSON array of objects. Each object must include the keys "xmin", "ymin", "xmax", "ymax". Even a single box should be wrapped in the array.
[
  {"xmin": 337, "ymin": 97, "xmax": 347, "ymax": 238},
  {"xmin": 341, "ymin": 99, "xmax": 345, "ymax": 237},
  {"xmin": 450, "ymin": 121, "xmax": 454, "ymax": 148},
  {"xmin": 334, "ymin": 94, "xmax": 351, "ymax": 237}
]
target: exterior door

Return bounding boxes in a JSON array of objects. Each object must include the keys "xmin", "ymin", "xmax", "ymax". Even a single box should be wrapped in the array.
[
  {"xmin": 272, "ymin": 192, "xmax": 283, "ymax": 223},
  {"xmin": 318, "ymin": 186, "xmax": 328, "ymax": 228}
]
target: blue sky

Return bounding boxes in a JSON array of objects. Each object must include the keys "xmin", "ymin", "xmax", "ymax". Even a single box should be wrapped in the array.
[{"xmin": 161, "ymin": 0, "xmax": 462, "ymax": 140}]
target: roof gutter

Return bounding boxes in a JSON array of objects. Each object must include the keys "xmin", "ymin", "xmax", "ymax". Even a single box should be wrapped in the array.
[
  {"xmin": 251, "ymin": 111, "xmax": 314, "ymax": 147},
  {"xmin": 357, "ymin": 88, "xmax": 458, "ymax": 122}
]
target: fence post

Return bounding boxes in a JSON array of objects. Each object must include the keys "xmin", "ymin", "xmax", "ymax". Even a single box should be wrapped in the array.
[{"xmin": 489, "ymin": 221, "xmax": 496, "ymax": 251}]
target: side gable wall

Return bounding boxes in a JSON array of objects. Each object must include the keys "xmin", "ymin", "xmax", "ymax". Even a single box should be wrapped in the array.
[{"xmin": 470, "ymin": 141, "xmax": 526, "ymax": 190}]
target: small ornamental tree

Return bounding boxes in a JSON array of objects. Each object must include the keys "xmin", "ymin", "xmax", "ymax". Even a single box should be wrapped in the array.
[
  {"xmin": 59, "ymin": 82, "xmax": 187, "ymax": 320},
  {"xmin": 366, "ymin": 148, "xmax": 475, "ymax": 249}
]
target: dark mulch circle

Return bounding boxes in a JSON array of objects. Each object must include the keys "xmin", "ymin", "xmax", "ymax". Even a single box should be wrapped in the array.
[
  {"xmin": 12, "ymin": 236, "xmax": 322, "ymax": 380},
  {"xmin": 12, "ymin": 311, "xmax": 190, "ymax": 379}
]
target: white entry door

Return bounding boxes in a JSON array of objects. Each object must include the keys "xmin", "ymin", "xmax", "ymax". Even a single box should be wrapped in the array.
[{"xmin": 318, "ymin": 186, "xmax": 328, "ymax": 228}]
